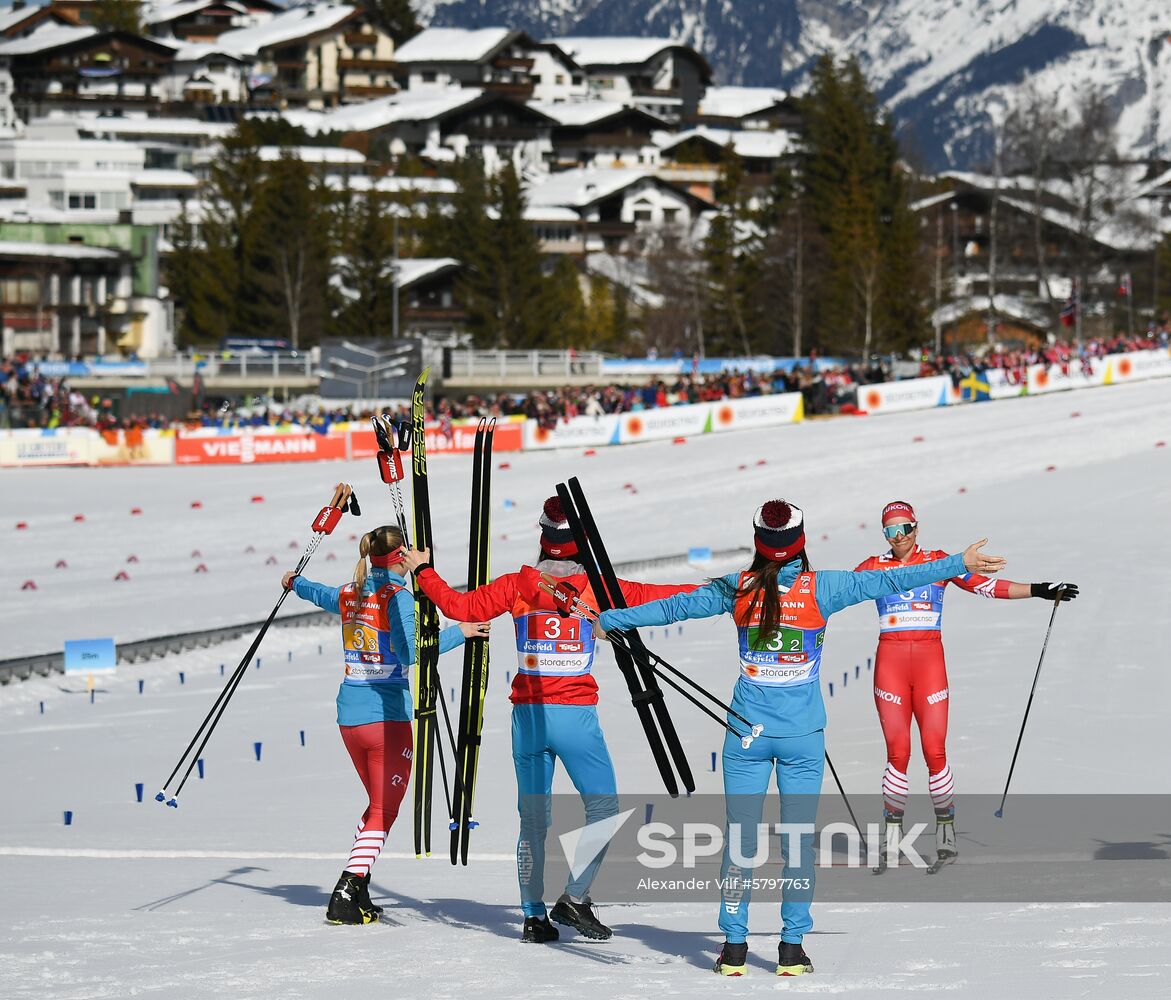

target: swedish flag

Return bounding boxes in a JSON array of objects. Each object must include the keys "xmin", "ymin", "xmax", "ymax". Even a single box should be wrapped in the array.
[{"xmin": 960, "ymin": 368, "xmax": 991, "ymax": 402}]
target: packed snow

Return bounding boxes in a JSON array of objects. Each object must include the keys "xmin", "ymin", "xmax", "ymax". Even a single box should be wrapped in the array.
[{"xmin": 2, "ymin": 379, "xmax": 1169, "ymax": 998}]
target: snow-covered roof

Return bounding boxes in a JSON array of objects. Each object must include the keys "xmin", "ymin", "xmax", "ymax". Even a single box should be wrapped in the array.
[
  {"xmin": 394, "ymin": 256, "xmax": 459, "ymax": 287},
  {"xmin": 146, "ymin": 0, "xmax": 247, "ymax": 26},
  {"xmin": 1134, "ymin": 166, "xmax": 1171, "ymax": 200},
  {"xmin": 393, "ymin": 27, "xmax": 513, "ymax": 64},
  {"xmin": 257, "ymin": 145, "xmax": 364, "ymax": 164},
  {"xmin": 132, "ymin": 169, "xmax": 199, "ymax": 187},
  {"xmin": 172, "ymin": 41, "xmax": 248, "ymax": 62},
  {"xmin": 528, "ymin": 99, "xmax": 662, "ymax": 128},
  {"xmin": 0, "ymin": 239, "xmax": 120, "ymax": 260},
  {"xmin": 72, "ymin": 116, "xmax": 236, "ymax": 140},
  {"xmin": 932, "ymin": 294, "xmax": 1049, "ymax": 328},
  {"xmin": 0, "ymin": 23, "xmax": 95, "ymax": 56},
  {"xmin": 325, "ymin": 175, "xmax": 457, "ymax": 195},
  {"xmin": 217, "ymin": 3, "xmax": 355, "ymax": 56},
  {"xmin": 657, "ymin": 126, "xmax": 791, "ymax": 159},
  {"xmin": 586, "ymin": 251, "xmax": 663, "ymax": 309},
  {"xmin": 0, "ymin": 4, "xmax": 48, "ymax": 33},
  {"xmin": 303, "ymin": 87, "xmax": 483, "ymax": 135},
  {"xmin": 525, "ymin": 167, "xmax": 656, "ymax": 208},
  {"xmin": 910, "ymin": 191, "xmax": 956, "ymax": 213},
  {"xmin": 698, "ymin": 86, "xmax": 787, "ymax": 119},
  {"xmin": 550, "ymin": 37, "xmax": 683, "ymax": 67},
  {"xmin": 524, "ymin": 204, "xmax": 580, "ymax": 222}
]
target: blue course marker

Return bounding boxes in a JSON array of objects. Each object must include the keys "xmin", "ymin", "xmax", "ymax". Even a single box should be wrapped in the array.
[
  {"xmin": 138, "ymin": 679, "xmax": 144, "ymax": 694},
  {"xmin": 197, "ymin": 759, "xmax": 205, "ymax": 779},
  {"xmin": 856, "ymin": 665, "xmax": 860, "ymax": 679},
  {"xmin": 135, "ymin": 783, "xmax": 144, "ymax": 803},
  {"xmin": 253, "ymin": 742, "xmax": 262, "ymax": 761},
  {"xmin": 220, "ymin": 663, "xmax": 225, "ymax": 676},
  {"xmin": 711, "ymin": 751, "xmax": 717, "ymax": 771},
  {"xmin": 90, "ymin": 689, "xmax": 95, "ymax": 704},
  {"xmin": 179, "ymin": 671, "xmax": 185, "ymax": 685},
  {"xmin": 645, "ymin": 803, "xmax": 653, "ymax": 824},
  {"xmin": 63, "ymin": 810, "xmax": 73, "ymax": 826},
  {"xmin": 39, "ymin": 701, "xmax": 44, "ymax": 714},
  {"xmin": 287, "ymin": 651, "xmax": 292, "ymax": 663},
  {"xmin": 255, "ymin": 657, "xmax": 261, "ymax": 670},
  {"xmin": 299, "ymin": 730, "xmax": 306, "ymax": 747},
  {"xmin": 828, "ymin": 682, "xmax": 834, "ymax": 697}
]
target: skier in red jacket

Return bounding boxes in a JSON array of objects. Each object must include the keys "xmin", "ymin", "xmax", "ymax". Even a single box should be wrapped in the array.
[
  {"xmin": 856, "ymin": 500, "xmax": 1077, "ymax": 868},
  {"xmin": 401, "ymin": 497, "xmax": 696, "ymax": 943}
]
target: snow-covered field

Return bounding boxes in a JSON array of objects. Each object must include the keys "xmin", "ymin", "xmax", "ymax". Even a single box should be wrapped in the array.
[{"xmin": 2, "ymin": 381, "xmax": 1169, "ymax": 998}]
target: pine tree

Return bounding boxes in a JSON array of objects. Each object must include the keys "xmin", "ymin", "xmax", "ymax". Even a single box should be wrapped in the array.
[
  {"xmin": 358, "ymin": 0, "xmax": 420, "ymax": 45},
  {"xmin": 702, "ymin": 144, "xmax": 758, "ymax": 355},
  {"xmin": 92, "ymin": 0, "xmax": 142, "ymax": 33},
  {"xmin": 334, "ymin": 187, "xmax": 398, "ymax": 339}
]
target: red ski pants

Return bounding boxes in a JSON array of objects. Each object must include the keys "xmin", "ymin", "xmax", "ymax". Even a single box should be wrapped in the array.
[
  {"xmin": 340, "ymin": 721, "xmax": 413, "ymax": 836},
  {"xmin": 872, "ymin": 637, "xmax": 950, "ymax": 776}
]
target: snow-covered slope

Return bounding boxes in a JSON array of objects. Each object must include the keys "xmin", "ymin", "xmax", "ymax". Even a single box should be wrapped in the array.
[
  {"xmin": 1, "ymin": 379, "xmax": 1169, "ymax": 998},
  {"xmin": 419, "ymin": 0, "xmax": 1171, "ymax": 168}
]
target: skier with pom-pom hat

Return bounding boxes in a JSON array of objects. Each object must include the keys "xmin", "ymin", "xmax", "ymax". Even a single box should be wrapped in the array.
[
  {"xmin": 401, "ymin": 497, "xmax": 697, "ymax": 943},
  {"xmin": 596, "ymin": 499, "xmax": 1007, "ymax": 977}
]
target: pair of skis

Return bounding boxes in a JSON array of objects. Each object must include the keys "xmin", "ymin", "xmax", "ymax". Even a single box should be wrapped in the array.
[
  {"xmin": 372, "ymin": 373, "xmax": 493, "ymax": 861},
  {"xmin": 553, "ymin": 478, "xmax": 696, "ymax": 797},
  {"xmin": 449, "ymin": 418, "xmax": 495, "ymax": 864}
]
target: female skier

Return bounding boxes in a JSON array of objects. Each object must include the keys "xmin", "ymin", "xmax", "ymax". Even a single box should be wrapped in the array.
[
  {"xmin": 595, "ymin": 499, "xmax": 1007, "ymax": 977},
  {"xmin": 284, "ymin": 525, "xmax": 489, "ymax": 925},
  {"xmin": 856, "ymin": 500, "xmax": 1077, "ymax": 868},
  {"xmin": 401, "ymin": 497, "xmax": 695, "ymax": 944}
]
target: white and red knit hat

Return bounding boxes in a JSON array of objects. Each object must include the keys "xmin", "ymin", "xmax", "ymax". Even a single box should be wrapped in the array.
[
  {"xmin": 539, "ymin": 497, "xmax": 578, "ymax": 559},
  {"xmin": 753, "ymin": 500, "xmax": 806, "ymax": 562}
]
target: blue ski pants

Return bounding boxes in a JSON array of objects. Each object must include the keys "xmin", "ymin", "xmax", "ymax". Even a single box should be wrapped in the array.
[
  {"xmin": 718, "ymin": 728, "xmax": 825, "ymax": 944},
  {"xmin": 512, "ymin": 703, "xmax": 619, "ymax": 917}
]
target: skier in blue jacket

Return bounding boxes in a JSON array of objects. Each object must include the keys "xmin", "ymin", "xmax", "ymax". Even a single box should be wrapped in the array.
[
  {"xmin": 284, "ymin": 524, "xmax": 489, "ymax": 925},
  {"xmin": 597, "ymin": 500, "xmax": 1006, "ymax": 977}
]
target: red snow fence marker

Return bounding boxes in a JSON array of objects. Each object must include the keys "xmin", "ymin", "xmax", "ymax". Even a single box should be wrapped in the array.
[
  {"xmin": 244, "ymin": 545, "xmax": 256, "ymax": 554},
  {"xmin": 73, "ymin": 514, "xmax": 85, "ymax": 522},
  {"xmin": 190, "ymin": 501, "xmax": 203, "ymax": 509},
  {"xmin": 1070, "ymin": 411, "xmax": 1081, "ymax": 418},
  {"xmin": 622, "ymin": 482, "xmax": 635, "ymax": 490},
  {"xmin": 126, "ymin": 554, "xmax": 139, "ymax": 564},
  {"xmin": 821, "ymin": 534, "xmax": 829, "ymax": 542},
  {"xmin": 114, "ymin": 570, "xmax": 130, "ymax": 582},
  {"xmin": 738, "ymin": 464, "xmax": 747, "ymax": 471},
  {"xmin": 21, "ymin": 580, "xmax": 37, "ymax": 591},
  {"xmin": 499, "ymin": 462, "xmax": 511, "ymax": 470},
  {"xmin": 326, "ymin": 552, "xmax": 337, "ymax": 561},
  {"xmin": 958, "ymin": 487, "xmax": 968, "ymax": 494},
  {"xmin": 672, "ymin": 436, "xmax": 687, "ymax": 445},
  {"xmin": 288, "ymin": 540, "xmax": 298, "ymax": 549},
  {"xmin": 15, "ymin": 521, "xmax": 28, "ymax": 530},
  {"xmin": 913, "ymin": 435, "xmax": 925, "ymax": 443},
  {"xmin": 55, "ymin": 559, "xmax": 68, "ymax": 569},
  {"xmin": 194, "ymin": 564, "xmax": 208, "ymax": 574},
  {"xmin": 265, "ymin": 555, "xmax": 278, "ymax": 566},
  {"xmin": 1045, "ymin": 464, "xmax": 1057, "ymax": 472},
  {"xmin": 348, "ymin": 534, "xmax": 358, "ymax": 542},
  {"xmin": 583, "ymin": 449, "xmax": 597, "ymax": 457},
  {"xmin": 130, "ymin": 507, "xmax": 143, "ymax": 516},
  {"xmin": 1156, "ymin": 441, "xmax": 1166, "ymax": 448},
  {"xmin": 859, "ymin": 522, "xmax": 867, "ymax": 530},
  {"xmin": 191, "ymin": 550, "xmax": 202, "ymax": 558},
  {"xmin": 251, "ymin": 495, "xmax": 265, "ymax": 503},
  {"xmin": 756, "ymin": 459, "xmax": 767, "ymax": 466}
]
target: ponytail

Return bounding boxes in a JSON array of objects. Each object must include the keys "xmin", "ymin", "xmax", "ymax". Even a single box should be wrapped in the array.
[
  {"xmin": 353, "ymin": 525, "xmax": 406, "ymax": 591},
  {"xmin": 718, "ymin": 550, "xmax": 812, "ymax": 640}
]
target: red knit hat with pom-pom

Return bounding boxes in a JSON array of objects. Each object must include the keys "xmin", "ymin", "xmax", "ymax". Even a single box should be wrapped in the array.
[
  {"xmin": 538, "ymin": 496, "xmax": 578, "ymax": 558},
  {"xmin": 752, "ymin": 500, "xmax": 806, "ymax": 562}
]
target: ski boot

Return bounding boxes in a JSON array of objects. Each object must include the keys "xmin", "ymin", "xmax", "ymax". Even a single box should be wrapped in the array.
[
  {"xmin": 927, "ymin": 806, "xmax": 957, "ymax": 874},
  {"xmin": 358, "ymin": 872, "xmax": 384, "ymax": 915},
  {"xmin": 521, "ymin": 915, "xmax": 560, "ymax": 943},
  {"xmin": 712, "ymin": 941, "xmax": 748, "ymax": 976},
  {"xmin": 776, "ymin": 941, "xmax": 813, "ymax": 976},
  {"xmin": 550, "ymin": 893, "xmax": 612, "ymax": 940},
  {"xmin": 325, "ymin": 871, "xmax": 378, "ymax": 925},
  {"xmin": 872, "ymin": 810, "xmax": 903, "ymax": 874}
]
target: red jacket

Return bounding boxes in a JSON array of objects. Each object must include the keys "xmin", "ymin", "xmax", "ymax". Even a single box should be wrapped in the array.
[{"xmin": 416, "ymin": 564, "xmax": 695, "ymax": 705}]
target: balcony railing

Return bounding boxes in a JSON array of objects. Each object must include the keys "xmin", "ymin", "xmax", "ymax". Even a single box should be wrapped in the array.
[{"xmin": 445, "ymin": 349, "xmax": 605, "ymax": 379}]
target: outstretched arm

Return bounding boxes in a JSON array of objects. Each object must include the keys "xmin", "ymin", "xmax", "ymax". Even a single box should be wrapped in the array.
[
  {"xmin": 411, "ymin": 562, "xmax": 521, "ymax": 622},
  {"xmin": 287, "ymin": 574, "xmax": 341, "ymax": 615},
  {"xmin": 615, "ymin": 578, "xmax": 700, "ymax": 605},
  {"xmin": 599, "ymin": 575, "xmax": 736, "ymax": 632},
  {"xmin": 951, "ymin": 573, "xmax": 1026, "ymax": 599}
]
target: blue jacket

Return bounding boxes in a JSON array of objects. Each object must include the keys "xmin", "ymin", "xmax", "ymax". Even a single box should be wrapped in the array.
[
  {"xmin": 293, "ymin": 567, "xmax": 465, "ymax": 726},
  {"xmin": 597, "ymin": 553, "xmax": 968, "ymax": 738}
]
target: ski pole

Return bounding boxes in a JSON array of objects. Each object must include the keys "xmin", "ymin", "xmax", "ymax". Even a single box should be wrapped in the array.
[
  {"xmin": 824, "ymin": 750, "xmax": 864, "ymax": 841},
  {"xmin": 156, "ymin": 484, "xmax": 357, "ymax": 806},
  {"xmin": 995, "ymin": 597, "xmax": 1064, "ymax": 817}
]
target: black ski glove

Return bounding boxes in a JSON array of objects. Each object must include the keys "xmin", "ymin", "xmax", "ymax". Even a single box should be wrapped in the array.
[{"xmin": 1031, "ymin": 582, "xmax": 1078, "ymax": 601}]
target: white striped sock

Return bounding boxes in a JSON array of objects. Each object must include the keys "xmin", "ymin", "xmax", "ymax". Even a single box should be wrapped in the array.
[
  {"xmin": 882, "ymin": 764, "xmax": 909, "ymax": 814},
  {"xmin": 345, "ymin": 829, "xmax": 387, "ymax": 876},
  {"xmin": 929, "ymin": 765, "xmax": 954, "ymax": 811}
]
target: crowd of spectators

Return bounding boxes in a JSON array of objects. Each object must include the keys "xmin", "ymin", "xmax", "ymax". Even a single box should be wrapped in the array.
[{"xmin": 3, "ymin": 326, "xmax": 1167, "ymax": 432}]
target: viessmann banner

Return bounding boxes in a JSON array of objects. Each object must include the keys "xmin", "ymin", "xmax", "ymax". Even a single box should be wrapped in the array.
[{"xmin": 175, "ymin": 431, "xmax": 349, "ymax": 465}]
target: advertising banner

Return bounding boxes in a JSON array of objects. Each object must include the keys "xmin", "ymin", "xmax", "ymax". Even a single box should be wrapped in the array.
[
  {"xmin": 617, "ymin": 403, "xmax": 710, "ymax": 444},
  {"xmin": 1027, "ymin": 359, "xmax": 1108, "ymax": 395},
  {"xmin": 350, "ymin": 419, "xmax": 523, "ymax": 458},
  {"xmin": 857, "ymin": 375, "xmax": 953, "ymax": 415},
  {"xmin": 1105, "ymin": 349, "xmax": 1171, "ymax": 384},
  {"xmin": 175, "ymin": 431, "xmax": 348, "ymax": 465},
  {"xmin": 706, "ymin": 392, "xmax": 804, "ymax": 432},
  {"xmin": 522, "ymin": 414, "xmax": 620, "ymax": 451},
  {"xmin": 0, "ymin": 428, "xmax": 92, "ymax": 467}
]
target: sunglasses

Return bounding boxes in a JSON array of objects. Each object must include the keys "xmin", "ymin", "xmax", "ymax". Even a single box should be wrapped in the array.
[{"xmin": 883, "ymin": 522, "xmax": 917, "ymax": 540}]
